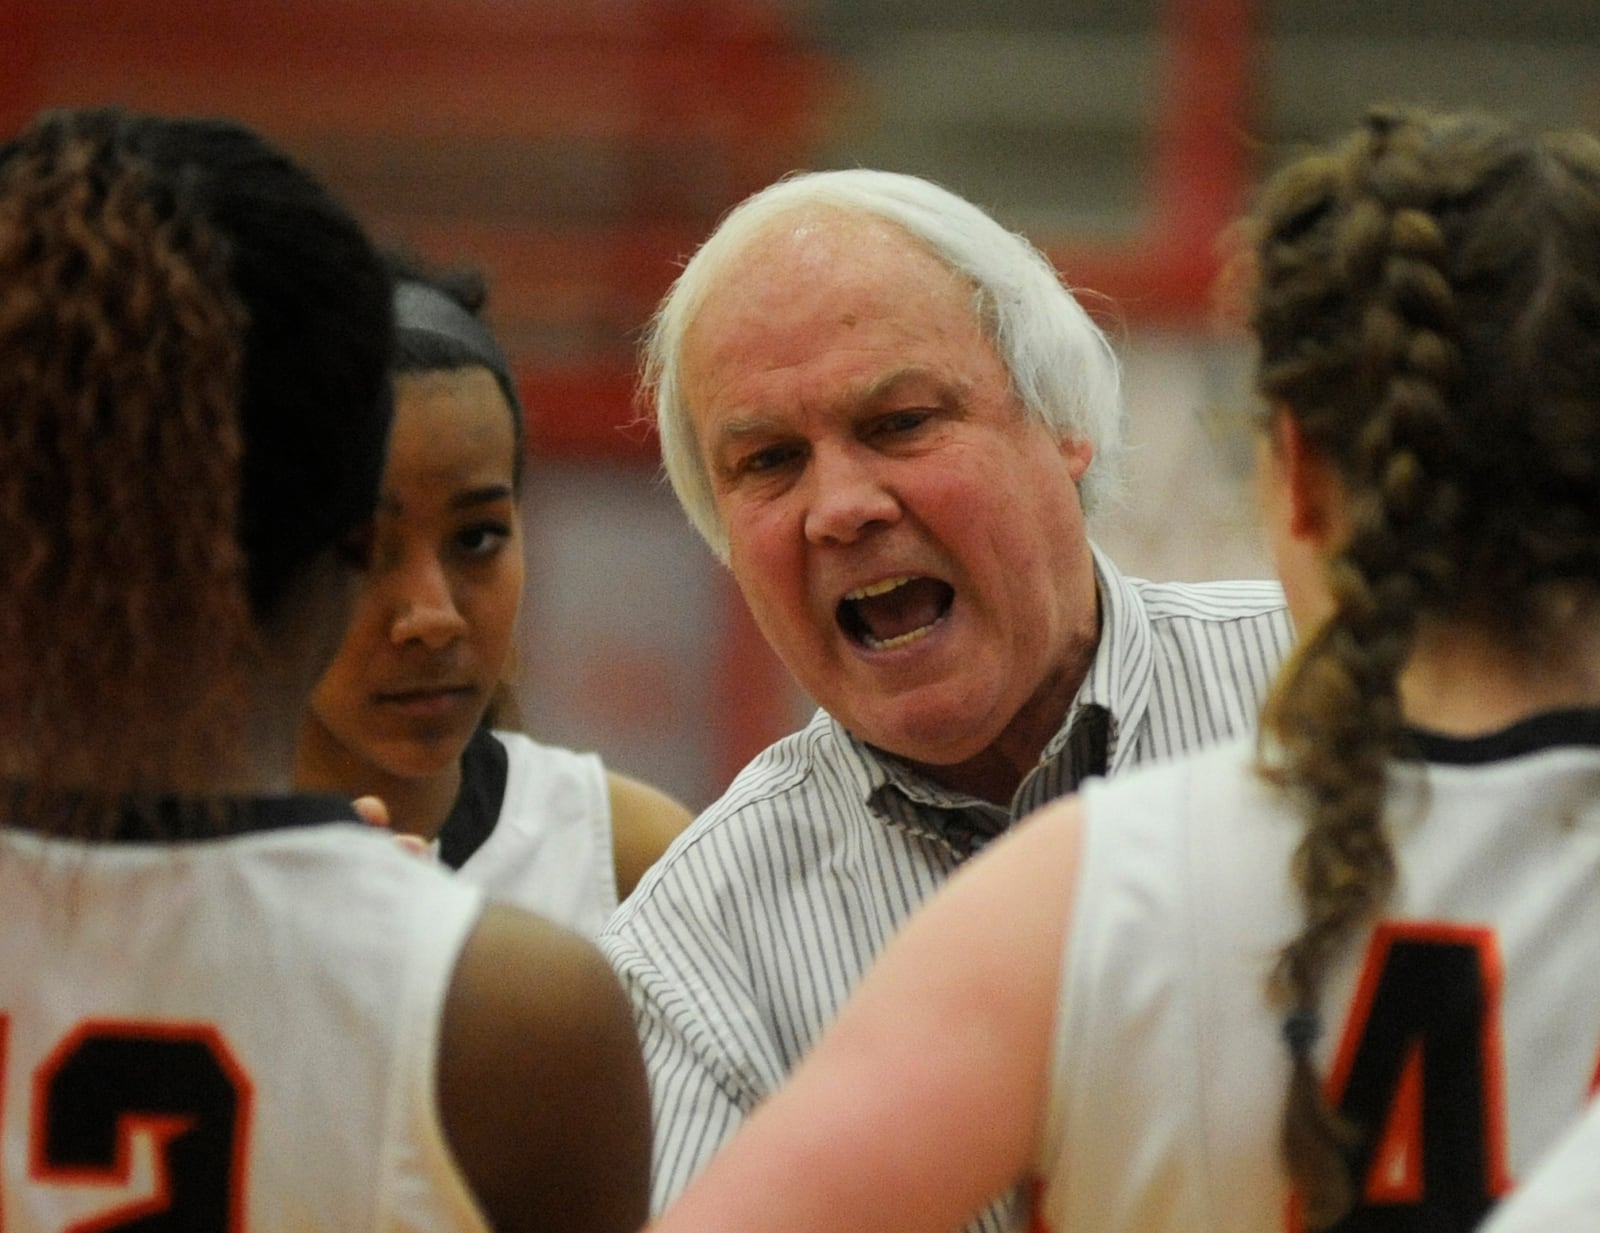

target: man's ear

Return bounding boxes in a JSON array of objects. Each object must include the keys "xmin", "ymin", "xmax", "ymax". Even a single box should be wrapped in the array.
[
  {"xmin": 1057, "ymin": 433, "xmax": 1094, "ymax": 483},
  {"xmin": 1272, "ymin": 412, "xmax": 1342, "ymax": 547}
]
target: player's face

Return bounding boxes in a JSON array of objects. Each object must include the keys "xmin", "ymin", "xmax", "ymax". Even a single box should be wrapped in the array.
[
  {"xmin": 682, "ymin": 212, "xmax": 1100, "ymax": 796},
  {"xmin": 302, "ymin": 367, "xmax": 524, "ymax": 781}
]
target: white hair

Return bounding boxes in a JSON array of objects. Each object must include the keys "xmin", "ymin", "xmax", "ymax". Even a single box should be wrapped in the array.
[{"xmin": 641, "ymin": 168, "xmax": 1126, "ymax": 560}]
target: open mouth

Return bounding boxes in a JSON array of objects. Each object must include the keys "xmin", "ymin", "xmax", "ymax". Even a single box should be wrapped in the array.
[{"xmin": 837, "ymin": 575, "xmax": 954, "ymax": 651}]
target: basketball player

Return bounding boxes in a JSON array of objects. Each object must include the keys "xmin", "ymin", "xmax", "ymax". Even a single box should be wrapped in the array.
[
  {"xmin": 297, "ymin": 254, "xmax": 690, "ymax": 936},
  {"xmin": 0, "ymin": 107, "xmax": 648, "ymax": 1233},
  {"xmin": 645, "ymin": 106, "xmax": 1600, "ymax": 1233}
]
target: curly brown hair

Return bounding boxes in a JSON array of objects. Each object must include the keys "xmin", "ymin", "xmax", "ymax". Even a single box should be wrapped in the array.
[
  {"xmin": 0, "ymin": 113, "xmax": 252, "ymax": 817},
  {"xmin": 0, "ymin": 108, "xmax": 392, "ymax": 835},
  {"xmin": 1244, "ymin": 107, "xmax": 1600, "ymax": 1227}
]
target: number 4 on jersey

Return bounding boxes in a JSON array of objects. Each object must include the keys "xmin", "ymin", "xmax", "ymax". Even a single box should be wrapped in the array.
[{"xmin": 1311, "ymin": 922, "xmax": 1513, "ymax": 1232}]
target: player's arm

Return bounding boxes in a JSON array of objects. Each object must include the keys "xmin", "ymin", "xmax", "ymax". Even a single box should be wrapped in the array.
[
  {"xmin": 438, "ymin": 902, "xmax": 651, "ymax": 1233},
  {"xmin": 606, "ymin": 770, "xmax": 694, "ymax": 900},
  {"xmin": 648, "ymin": 796, "xmax": 1088, "ymax": 1233}
]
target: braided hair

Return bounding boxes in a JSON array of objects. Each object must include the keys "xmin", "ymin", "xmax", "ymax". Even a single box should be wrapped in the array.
[
  {"xmin": 1245, "ymin": 107, "xmax": 1600, "ymax": 1228},
  {"xmin": 0, "ymin": 107, "xmax": 392, "ymax": 831}
]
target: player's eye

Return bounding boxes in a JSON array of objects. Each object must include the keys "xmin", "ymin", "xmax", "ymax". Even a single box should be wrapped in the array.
[{"xmin": 454, "ymin": 522, "xmax": 512, "ymax": 559}]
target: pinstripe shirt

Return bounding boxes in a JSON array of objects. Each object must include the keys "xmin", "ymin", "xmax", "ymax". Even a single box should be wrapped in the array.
[{"xmin": 600, "ymin": 548, "xmax": 1293, "ymax": 1230}]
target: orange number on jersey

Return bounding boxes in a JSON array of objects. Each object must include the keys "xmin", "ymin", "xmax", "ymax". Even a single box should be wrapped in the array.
[{"xmin": 0, "ymin": 1016, "xmax": 252, "ymax": 1232}]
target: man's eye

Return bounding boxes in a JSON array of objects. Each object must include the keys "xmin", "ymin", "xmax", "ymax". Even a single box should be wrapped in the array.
[
  {"xmin": 875, "ymin": 410, "xmax": 932, "ymax": 436},
  {"xmin": 741, "ymin": 443, "xmax": 803, "ymax": 474}
]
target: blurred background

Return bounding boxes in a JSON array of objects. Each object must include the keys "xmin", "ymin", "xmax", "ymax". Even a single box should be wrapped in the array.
[{"xmin": 9, "ymin": 0, "xmax": 1599, "ymax": 810}]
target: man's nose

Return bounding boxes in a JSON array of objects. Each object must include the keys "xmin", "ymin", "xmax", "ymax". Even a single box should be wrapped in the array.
[{"xmin": 802, "ymin": 445, "xmax": 901, "ymax": 546}]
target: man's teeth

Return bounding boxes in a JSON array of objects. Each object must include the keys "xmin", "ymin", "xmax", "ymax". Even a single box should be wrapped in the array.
[
  {"xmin": 861, "ymin": 623, "xmax": 937, "ymax": 651},
  {"xmin": 840, "ymin": 574, "xmax": 949, "ymax": 650},
  {"xmin": 844, "ymin": 575, "xmax": 913, "ymax": 601}
]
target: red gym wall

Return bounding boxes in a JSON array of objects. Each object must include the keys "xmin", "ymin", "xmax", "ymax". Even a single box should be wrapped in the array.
[{"xmin": 2, "ymin": 0, "xmax": 1259, "ymax": 805}]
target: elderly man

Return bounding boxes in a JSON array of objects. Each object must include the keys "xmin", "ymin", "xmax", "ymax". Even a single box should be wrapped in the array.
[{"xmin": 601, "ymin": 169, "xmax": 1294, "ymax": 1231}]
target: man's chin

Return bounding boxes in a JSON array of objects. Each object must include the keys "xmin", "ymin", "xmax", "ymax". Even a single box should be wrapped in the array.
[{"xmin": 845, "ymin": 707, "xmax": 998, "ymax": 770}]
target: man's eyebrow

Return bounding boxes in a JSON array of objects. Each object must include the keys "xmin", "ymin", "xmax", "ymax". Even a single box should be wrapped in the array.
[
  {"xmin": 713, "ymin": 415, "xmax": 785, "ymax": 444},
  {"xmin": 707, "ymin": 366, "xmax": 967, "ymax": 450},
  {"xmin": 861, "ymin": 366, "xmax": 964, "ymax": 407}
]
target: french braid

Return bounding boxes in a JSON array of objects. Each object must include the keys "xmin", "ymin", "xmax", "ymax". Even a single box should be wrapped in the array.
[{"xmin": 1245, "ymin": 107, "xmax": 1600, "ymax": 1228}]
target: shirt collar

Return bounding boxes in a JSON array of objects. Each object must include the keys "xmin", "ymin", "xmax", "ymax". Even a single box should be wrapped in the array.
[
  {"xmin": 1037, "ymin": 543, "xmax": 1155, "ymax": 777},
  {"xmin": 826, "ymin": 542, "xmax": 1157, "ymax": 855}
]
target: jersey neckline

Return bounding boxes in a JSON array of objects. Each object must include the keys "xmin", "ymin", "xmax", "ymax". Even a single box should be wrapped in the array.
[
  {"xmin": 1, "ymin": 791, "xmax": 362, "ymax": 844},
  {"xmin": 1408, "ymin": 707, "xmax": 1600, "ymax": 766}
]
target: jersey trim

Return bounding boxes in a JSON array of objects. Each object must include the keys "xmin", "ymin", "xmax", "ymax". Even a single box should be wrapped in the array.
[
  {"xmin": 90, "ymin": 793, "xmax": 359, "ymax": 843},
  {"xmin": 1409, "ymin": 708, "xmax": 1600, "ymax": 766},
  {"xmin": 436, "ymin": 725, "xmax": 508, "ymax": 870}
]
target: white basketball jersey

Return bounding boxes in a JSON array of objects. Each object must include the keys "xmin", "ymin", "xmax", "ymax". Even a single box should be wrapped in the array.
[
  {"xmin": 1035, "ymin": 713, "xmax": 1600, "ymax": 1233},
  {"xmin": 1480, "ymin": 1092, "xmax": 1600, "ymax": 1231},
  {"xmin": 455, "ymin": 731, "xmax": 618, "ymax": 936},
  {"xmin": 1, "ymin": 809, "xmax": 490, "ymax": 1232}
]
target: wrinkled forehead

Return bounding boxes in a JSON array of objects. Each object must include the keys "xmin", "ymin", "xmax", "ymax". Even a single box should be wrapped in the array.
[{"xmin": 684, "ymin": 210, "xmax": 979, "ymax": 369}]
